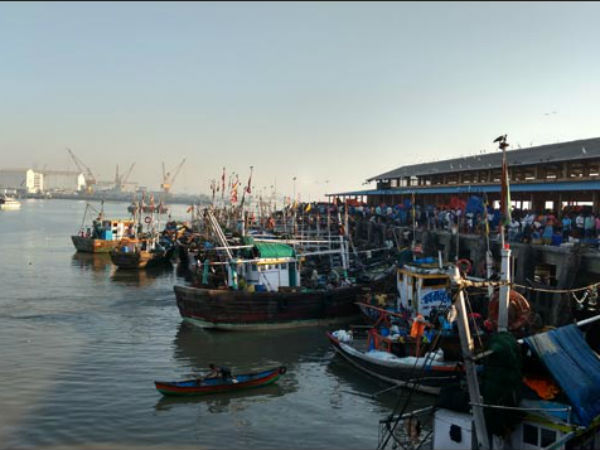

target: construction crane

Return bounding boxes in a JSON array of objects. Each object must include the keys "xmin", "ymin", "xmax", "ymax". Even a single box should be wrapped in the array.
[
  {"xmin": 160, "ymin": 158, "xmax": 186, "ymax": 194},
  {"xmin": 66, "ymin": 148, "xmax": 96, "ymax": 193},
  {"xmin": 114, "ymin": 163, "xmax": 136, "ymax": 191}
]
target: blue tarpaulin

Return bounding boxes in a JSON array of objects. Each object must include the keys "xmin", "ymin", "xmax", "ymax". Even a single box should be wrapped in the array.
[
  {"xmin": 465, "ymin": 196, "xmax": 485, "ymax": 215},
  {"xmin": 525, "ymin": 325, "xmax": 600, "ymax": 426}
]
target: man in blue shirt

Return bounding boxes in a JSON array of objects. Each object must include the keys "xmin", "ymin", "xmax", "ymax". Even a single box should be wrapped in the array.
[{"xmin": 562, "ymin": 215, "xmax": 572, "ymax": 239}]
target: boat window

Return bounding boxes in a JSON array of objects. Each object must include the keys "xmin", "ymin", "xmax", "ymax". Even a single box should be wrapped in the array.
[
  {"xmin": 540, "ymin": 428, "xmax": 556, "ymax": 447},
  {"xmin": 251, "ymin": 264, "xmax": 257, "ymax": 272},
  {"xmin": 422, "ymin": 278, "xmax": 446, "ymax": 287},
  {"xmin": 523, "ymin": 424, "xmax": 538, "ymax": 446}
]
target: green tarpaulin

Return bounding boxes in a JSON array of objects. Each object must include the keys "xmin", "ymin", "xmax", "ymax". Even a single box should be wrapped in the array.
[{"xmin": 254, "ymin": 242, "xmax": 295, "ymax": 258}]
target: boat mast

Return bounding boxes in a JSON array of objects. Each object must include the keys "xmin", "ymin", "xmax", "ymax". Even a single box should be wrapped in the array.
[
  {"xmin": 80, "ymin": 203, "xmax": 90, "ymax": 232},
  {"xmin": 495, "ymin": 134, "xmax": 512, "ymax": 332},
  {"xmin": 451, "ymin": 267, "xmax": 490, "ymax": 450}
]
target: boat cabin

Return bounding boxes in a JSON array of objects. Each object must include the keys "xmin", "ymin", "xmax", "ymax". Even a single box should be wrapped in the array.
[
  {"xmin": 228, "ymin": 242, "xmax": 300, "ymax": 292},
  {"xmin": 397, "ymin": 262, "xmax": 452, "ymax": 319},
  {"xmin": 89, "ymin": 218, "xmax": 136, "ymax": 241}
]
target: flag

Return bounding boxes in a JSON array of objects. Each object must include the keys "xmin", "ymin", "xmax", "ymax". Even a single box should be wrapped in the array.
[
  {"xmin": 305, "ymin": 203, "xmax": 312, "ymax": 213},
  {"xmin": 245, "ymin": 167, "xmax": 253, "ymax": 194},
  {"xmin": 500, "ymin": 144, "xmax": 512, "ymax": 225},
  {"xmin": 221, "ymin": 167, "xmax": 226, "ymax": 200},
  {"xmin": 231, "ymin": 175, "xmax": 239, "ymax": 204},
  {"xmin": 483, "ymin": 195, "xmax": 490, "ymax": 236},
  {"xmin": 149, "ymin": 193, "xmax": 155, "ymax": 211}
]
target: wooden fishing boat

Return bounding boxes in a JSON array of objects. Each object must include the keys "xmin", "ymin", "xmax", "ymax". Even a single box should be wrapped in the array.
[
  {"xmin": 174, "ymin": 284, "xmax": 362, "ymax": 330},
  {"xmin": 71, "ymin": 203, "xmax": 137, "ymax": 253},
  {"xmin": 174, "ymin": 209, "xmax": 364, "ymax": 329},
  {"xmin": 110, "ymin": 236, "xmax": 174, "ymax": 269},
  {"xmin": 155, "ymin": 366, "xmax": 286, "ymax": 396},
  {"xmin": 72, "ymin": 234, "xmax": 126, "ymax": 253}
]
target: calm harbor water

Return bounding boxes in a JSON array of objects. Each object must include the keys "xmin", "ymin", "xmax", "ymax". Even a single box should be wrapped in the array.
[{"xmin": 0, "ymin": 199, "xmax": 430, "ymax": 449}]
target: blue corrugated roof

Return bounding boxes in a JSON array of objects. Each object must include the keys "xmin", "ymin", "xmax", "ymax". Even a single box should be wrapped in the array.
[
  {"xmin": 327, "ymin": 180, "xmax": 600, "ymax": 197},
  {"xmin": 525, "ymin": 325, "xmax": 600, "ymax": 426}
]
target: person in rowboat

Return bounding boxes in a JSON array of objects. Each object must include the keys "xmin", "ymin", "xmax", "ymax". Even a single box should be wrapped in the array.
[{"xmin": 200, "ymin": 364, "xmax": 236, "ymax": 382}]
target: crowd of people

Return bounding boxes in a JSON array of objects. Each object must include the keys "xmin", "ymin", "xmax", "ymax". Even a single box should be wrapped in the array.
[{"xmin": 304, "ymin": 198, "xmax": 600, "ymax": 248}]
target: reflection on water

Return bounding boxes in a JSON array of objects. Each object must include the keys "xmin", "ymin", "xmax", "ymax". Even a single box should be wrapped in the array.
[
  {"xmin": 325, "ymin": 354, "xmax": 434, "ymax": 411},
  {"xmin": 172, "ymin": 321, "xmax": 329, "ymax": 371},
  {"xmin": 154, "ymin": 383, "xmax": 287, "ymax": 414},
  {"xmin": 71, "ymin": 252, "xmax": 112, "ymax": 271},
  {"xmin": 111, "ymin": 265, "xmax": 175, "ymax": 287}
]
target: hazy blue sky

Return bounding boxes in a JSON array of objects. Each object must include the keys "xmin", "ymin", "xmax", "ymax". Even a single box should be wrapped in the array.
[{"xmin": 1, "ymin": 2, "xmax": 599, "ymax": 200}]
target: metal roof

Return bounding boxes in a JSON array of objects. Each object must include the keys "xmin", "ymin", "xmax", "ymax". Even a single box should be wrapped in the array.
[
  {"xmin": 368, "ymin": 137, "xmax": 600, "ymax": 181},
  {"xmin": 327, "ymin": 179, "xmax": 600, "ymax": 197}
]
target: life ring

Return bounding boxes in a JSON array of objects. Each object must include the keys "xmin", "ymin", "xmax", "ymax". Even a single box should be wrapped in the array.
[
  {"xmin": 144, "ymin": 216, "xmax": 152, "ymax": 224},
  {"xmin": 487, "ymin": 289, "xmax": 532, "ymax": 331},
  {"xmin": 279, "ymin": 366, "xmax": 287, "ymax": 375},
  {"xmin": 456, "ymin": 258, "xmax": 473, "ymax": 275}
]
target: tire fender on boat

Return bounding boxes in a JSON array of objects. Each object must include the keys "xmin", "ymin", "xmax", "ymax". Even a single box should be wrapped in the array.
[
  {"xmin": 456, "ymin": 258, "xmax": 472, "ymax": 275},
  {"xmin": 144, "ymin": 216, "xmax": 152, "ymax": 224}
]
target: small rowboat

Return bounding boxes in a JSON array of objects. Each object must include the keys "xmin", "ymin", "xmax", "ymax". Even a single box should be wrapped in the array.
[{"xmin": 154, "ymin": 366, "xmax": 286, "ymax": 396}]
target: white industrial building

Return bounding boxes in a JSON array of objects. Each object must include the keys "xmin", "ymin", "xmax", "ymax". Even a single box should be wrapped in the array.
[
  {"xmin": 0, "ymin": 169, "xmax": 43, "ymax": 193},
  {"xmin": 40, "ymin": 170, "xmax": 86, "ymax": 193}
]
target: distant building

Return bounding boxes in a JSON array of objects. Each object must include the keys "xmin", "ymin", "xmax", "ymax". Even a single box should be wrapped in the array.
[
  {"xmin": 0, "ymin": 169, "xmax": 43, "ymax": 193},
  {"xmin": 40, "ymin": 170, "xmax": 86, "ymax": 193}
]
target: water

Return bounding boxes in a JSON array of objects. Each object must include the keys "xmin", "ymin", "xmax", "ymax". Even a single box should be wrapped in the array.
[{"xmin": 0, "ymin": 199, "xmax": 430, "ymax": 449}]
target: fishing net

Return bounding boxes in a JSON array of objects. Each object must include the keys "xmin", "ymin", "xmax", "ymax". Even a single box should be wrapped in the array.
[{"xmin": 481, "ymin": 331, "xmax": 523, "ymax": 437}]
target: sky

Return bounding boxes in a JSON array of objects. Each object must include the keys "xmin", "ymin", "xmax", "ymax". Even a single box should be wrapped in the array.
[{"xmin": 1, "ymin": 2, "xmax": 600, "ymax": 201}]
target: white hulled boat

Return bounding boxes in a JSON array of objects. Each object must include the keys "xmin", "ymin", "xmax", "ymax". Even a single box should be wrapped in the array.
[{"xmin": 0, "ymin": 195, "xmax": 21, "ymax": 210}]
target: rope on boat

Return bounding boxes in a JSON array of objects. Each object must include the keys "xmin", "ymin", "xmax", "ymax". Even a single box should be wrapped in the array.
[
  {"xmin": 456, "ymin": 278, "xmax": 600, "ymax": 295},
  {"xmin": 511, "ymin": 281, "xmax": 600, "ymax": 294}
]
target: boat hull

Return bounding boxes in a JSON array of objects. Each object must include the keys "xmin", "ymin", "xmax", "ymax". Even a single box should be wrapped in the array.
[
  {"xmin": 326, "ymin": 332, "xmax": 462, "ymax": 395},
  {"xmin": 0, "ymin": 203, "xmax": 20, "ymax": 210},
  {"xmin": 174, "ymin": 285, "xmax": 362, "ymax": 330},
  {"xmin": 71, "ymin": 235, "xmax": 120, "ymax": 253},
  {"xmin": 110, "ymin": 247, "xmax": 173, "ymax": 269},
  {"xmin": 155, "ymin": 366, "xmax": 286, "ymax": 396}
]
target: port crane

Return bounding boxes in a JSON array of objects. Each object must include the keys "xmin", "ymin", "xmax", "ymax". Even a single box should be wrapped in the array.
[
  {"xmin": 66, "ymin": 148, "xmax": 96, "ymax": 193},
  {"xmin": 160, "ymin": 158, "xmax": 186, "ymax": 194},
  {"xmin": 114, "ymin": 163, "xmax": 136, "ymax": 191}
]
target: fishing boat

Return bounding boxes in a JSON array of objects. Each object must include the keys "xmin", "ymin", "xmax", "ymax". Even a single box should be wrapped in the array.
[
  {"xmin": 173, "ymin": 209, "xmax": 363, "ymax": 330},
  {"xmin": 110, "ymin": 193, "xmax": 177, "ymax": 269},
  {"xmin": 71, "ymin": 202, "xmax": 136, "ymax": 253},
  {"xmin": 110, "ymin": 234, "xmax": 174, "ymax": 269},
  {"xmin": 357, "ymin": 258, "xmax": 454, "ymax": 323},
  {"xmin": 0, "ymin": 194, "xmax": 21, "ymax": 210},
  {"xmin": 175, "ymin": 283, "xmax": 363, "ymax": 330},
  {"xmin": 326, "ymin": 327, "xmax": 463, "ymax": 395},
  {"xmin": 155, "ymin": 366, "xmax": 287, "ymax": 396}
]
